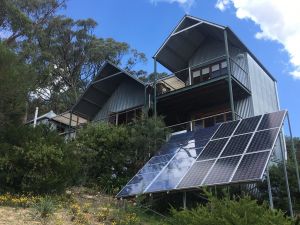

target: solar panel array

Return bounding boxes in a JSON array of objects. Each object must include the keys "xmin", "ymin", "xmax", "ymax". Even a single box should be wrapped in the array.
[{"xmin": 117, "ymin": 110, "xmax": 286, "ymax": 198}]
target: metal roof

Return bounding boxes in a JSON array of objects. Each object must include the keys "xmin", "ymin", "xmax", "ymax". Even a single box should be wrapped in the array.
[
  {"xmin": 154, "ymin": 15, "xmax": 276, "ymax": 81},
  {"xmin": 52, "ymin": 111, "xmax": 87, "ymax": 127},
  {"xmin": 71, "ymin": 61, "xmax": 145, "ymax": 120}
]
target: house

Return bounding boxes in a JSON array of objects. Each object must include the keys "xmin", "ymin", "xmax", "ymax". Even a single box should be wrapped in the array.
[
  {"xmin": 71, "ymin": 15, "xmax": 280, "ymax": 135},
  {"xmin": 27, "ymin": 110, "xmax": 87, "ymax": 136}
]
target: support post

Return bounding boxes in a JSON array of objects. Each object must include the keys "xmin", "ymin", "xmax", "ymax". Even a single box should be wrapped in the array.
[
  {"xmin": 224, "ymin": 29, "xmax": 236, "ymax": 120},
  {"xmin": 183, "ymin": 192, "xmax": 187, "ymax": 210},
  {"xmin": 266, "ymin": 169, "xmax": 274, "ymax": 210},
  {"xmin": 153, "ymin": 58, "xmax": 157, "ymax": 118},
  {"xmin": 33, "ymin": 107, "xmax": 39, "ymax": 128},
  {"xmin": 287, "ymin": 113, "xmax": 300, "ymax": 192},
  {"xmin": 279, "ymin": 131, "xmax": 294, "ymax": 217},
  {"xmin": 188, "ymin": 67, "xmax": 192, "ymax": 86}
]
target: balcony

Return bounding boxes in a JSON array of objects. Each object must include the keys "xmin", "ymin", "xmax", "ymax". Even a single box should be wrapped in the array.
[{"xmin": 156, "ymin": 55, "xmax": 250, "ymax": 97}]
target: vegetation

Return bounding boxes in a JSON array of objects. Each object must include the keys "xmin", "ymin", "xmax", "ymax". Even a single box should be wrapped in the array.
[{"xmin": 167, "ymin": 194, "xmax": 295, "ymax": 225}]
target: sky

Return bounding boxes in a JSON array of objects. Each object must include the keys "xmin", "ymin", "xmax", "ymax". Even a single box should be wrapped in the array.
[{"xmin": 62, "ymin": 0, "xmax": 300, "ymax": 136}]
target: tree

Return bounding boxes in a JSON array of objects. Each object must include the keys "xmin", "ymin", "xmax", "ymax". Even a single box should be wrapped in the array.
[
  {"xmin": 0, "ymin": 42, "xmax": 34, "ymax": 129},
  {"xmin": 0, "ymin": 0, "xmax": 66, "ymax": 46}
]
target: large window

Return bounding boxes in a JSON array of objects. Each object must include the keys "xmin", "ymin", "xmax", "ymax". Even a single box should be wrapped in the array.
[
  {"xmin": 109, "ymin": 107, "xmax": 142, "ymax": 125},
  {"xmin": 192, "ymin": 60, "xmax": 227, "ymax": 84}
]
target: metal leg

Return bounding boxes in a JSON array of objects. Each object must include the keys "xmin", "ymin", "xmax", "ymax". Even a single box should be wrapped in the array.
[
  {"xmin": 183, "ymin": 192, "xmax": 187, "ymax": 210},
  {"xmin": 279, "ymin": 132, "xmax": 294, "ymax": 217},
  {"xmin": 266, "ymin": 169, "xmax": 274, "ymax": 209},
  {"xmin": 287, "ymin": 113, "xmax": 300, "ymax": 192}
]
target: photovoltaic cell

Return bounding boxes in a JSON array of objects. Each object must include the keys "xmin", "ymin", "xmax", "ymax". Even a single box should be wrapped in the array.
[
  {"xmin": 147, "ymin": 153, "xmax": 174, "ymax": 164},
  {"xmin": 177, "ymin": 160, "xmax": 215, "ymax": 189},
  {"xmin": 247, "ymin": 128, "xmax": 279, "ymax": 153},
  {"xmin": 232, "ymin": 151, "xmax": 270, "ymax": 182},
  {"xmin": 212, "ymin": 120, "xmax": 240, "ymax": 139},
  {"xmin": 234, "ymin": 115, "xmax": 261, "ymax": 135},
  {"xmin": 145, "ymin": 165, "xmax": 191, "ymax": 193},
  {"xmin": 138, "ymin": 162, "xmax": 167, "ymax": 174},
  {"xmin": 197, "ymin": 138, "xmax": 229, "ymax": 161},
  {"xmin": 117, "ymin": 110, "xmax": 286, "ymax": 198},
  {"xmin": 258, "ymin": 110, "xmax": 286, "ymax": 131},
  {"xmin": 203, "ymin": 156, "xmax": 241, "ymax": 185},
  {"xmin": 221, "ymin": 133, "xmax": 252, "ymax": 157}
]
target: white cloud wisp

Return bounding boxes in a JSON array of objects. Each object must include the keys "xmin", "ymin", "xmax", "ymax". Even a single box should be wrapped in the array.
[
  {"xmin": 150, "ymin": 0, "xmax": 195, "ymax": 13},
  {"xmin": 215, "ymin": 0, "xmax": 300, "ymax": 79}
]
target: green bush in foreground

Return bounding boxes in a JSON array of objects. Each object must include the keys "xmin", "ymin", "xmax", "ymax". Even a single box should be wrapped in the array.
[
  {"xmin": 167, "ymin": 195, "xmax": 294, "ymax": 225},
  {"xmin": 0, "ymin": 125, "xmax": 80, "ymax": 194}
]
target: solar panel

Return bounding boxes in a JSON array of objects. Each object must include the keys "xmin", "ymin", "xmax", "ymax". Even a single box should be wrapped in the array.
[
  {"xmin": 258, "ymin": 110, "xmax": 286, "ymax": 131},
  {"xmin": 212, "ymin": 120, "xmax": 240, "ymax": 139},
  {"xmin": 203, "ymin": 156, "xmax": 241, "ymax": 185},
  {"xmin": 197, "ymin": 138, "xmax": 229, "ymax": 161},
  {"xmin": 221, "ymin": 133, "xmax": 252, "ymax": 157},
  {"xmin": 116, "ymin": 125, "xmax": 219, "ymax": 197},
  {"xmin": 247, "ymin": 128, "xmax": 279, "ymax": 153},
  {"xmin": 177, "ymin": 160, "xmax": 215, "ymax": 189},
  {"xmin": 117, "ymin": 110, "xmax": 287, "ymax": 198},
  {"xmin": 231, "ymin": 151, "xmax": 270, "ymax": 182},
  {"xmin": 234, "ymin": 115, "xmax": 261, "ymax": 135}
]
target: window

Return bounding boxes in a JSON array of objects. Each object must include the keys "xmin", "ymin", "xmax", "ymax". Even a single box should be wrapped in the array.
[
  {"xmin": 192, "ymin": 70, "xmax": 201, "ymax": 78},
  {"xmin": 221, "ymin": 61, "xmax": 227, "ymax": 68},
  {"xmin": 212, "ymin": 64, "xmax": 220, "ymax": 72}
]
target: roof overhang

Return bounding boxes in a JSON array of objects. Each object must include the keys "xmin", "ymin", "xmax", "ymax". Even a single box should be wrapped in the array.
[
  {"xmin": 154, "ymin": 15, "xmax": 276, "ymax": 81},
  {"xmin": 71, "ymin": 61, "xmax": 145, "ymax": 120},
  {"xmin": 52, "ymin": 111, "xmax": 87, "ymax": 127}
]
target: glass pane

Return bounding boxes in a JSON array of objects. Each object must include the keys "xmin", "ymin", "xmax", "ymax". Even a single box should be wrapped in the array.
[
  {"xmin": 247, "ymin": 129, "xmax": 279, "ymax": 153},
  {"xmin": 221, "ymin": 61, "xmax": 227, "ymax": 68},
  {"xmin": 212, "ymin": 64, "xmax": 220, "ymax": 72},
  {"xmin": 192, "ymin": 70, "xmax": 201, "ymax": 78},
  {"xmin": 202, "ymin": 67, "xmax": 209, "ymax": 75}
]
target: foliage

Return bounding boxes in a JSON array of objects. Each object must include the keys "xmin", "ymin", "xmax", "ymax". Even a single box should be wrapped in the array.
[
  {"xmin": 73, "ymin": 116, "xmax": 168, "ymax": 193},
  {"xmin": 257, "ymin": 137, "xmax": 300, "ymax": 213},
  {"xmin": 0, "ymin": 125, "xmax": 80, "ymax": 194},
  {"xmin": 0, "ymin": 193, "xmax": 40, "ymax": 208},
  {"xmin": 0, "ymin": 43, "xmax": 34, "ymax": 129},
  {"xmin": 128, "ymin": 116, "xmax": 169, "ymax": 170},
  {"xmin": 34, "ymin": 196, "xmax": 56, "ymax": 219},
  {"xmin": 167, "ymin": 195, "xmax": 294, "ymax": 225}
]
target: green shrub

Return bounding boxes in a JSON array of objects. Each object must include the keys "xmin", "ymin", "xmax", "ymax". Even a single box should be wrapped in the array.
[
  {"xmin": 0, "ymin": 125, "xmax": 80, "ymax": 194},
  {"xmin": 167, "ymin": 195, "xmax": 294, "ymax": 225},
  {"xmin": 73, "ymin": 116, "xmax": 168, "ymax": 193},
  {"xmin": 34, "ymin": 196, "xmax": 56, "ymax": 219}
]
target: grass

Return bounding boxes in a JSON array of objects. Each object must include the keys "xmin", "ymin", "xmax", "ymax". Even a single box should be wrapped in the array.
[{"xmin": 0, "ymin": 187, "xmax": 165, "ymax": 225}]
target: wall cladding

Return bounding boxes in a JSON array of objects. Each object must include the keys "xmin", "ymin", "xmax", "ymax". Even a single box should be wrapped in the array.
[{"xmin": 93, "ymin": 79, "xmax": 144, "ymax": 122}]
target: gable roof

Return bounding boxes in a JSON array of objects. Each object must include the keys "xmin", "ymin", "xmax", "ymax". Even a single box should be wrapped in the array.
[
  {"xmin": 154, "ymin": 15, "xmax": 276, "ymax": 81},
  {"xmin": 71, "ymin": 61, "xmax": 145, "ymax": 120}
]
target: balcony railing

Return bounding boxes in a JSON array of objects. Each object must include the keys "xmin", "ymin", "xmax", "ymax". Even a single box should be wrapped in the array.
[
  {"xmin": 165, "ymin": 111, "xmax": 242, "ymax": 134},
  {"xmin": 156, "ymin": 56, "xmax": 250, "ymax": 96}
]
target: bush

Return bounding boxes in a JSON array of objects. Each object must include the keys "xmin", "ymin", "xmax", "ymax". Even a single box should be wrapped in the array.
[
  {"xmin": 0, "ymin": 125, "xmax": 80, "ymax": 194},
  {"xmin": 73, "ymin": 116, "xmax": 168, "ymax": 193},
  {"xmin": 167, "ymin": 195, "xmax": 294, "ymax": 225}
]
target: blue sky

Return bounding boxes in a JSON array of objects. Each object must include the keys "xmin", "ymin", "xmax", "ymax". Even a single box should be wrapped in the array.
[{"xmin": 62, "ymin": 0, "xmax": 300, "ymax": 136}]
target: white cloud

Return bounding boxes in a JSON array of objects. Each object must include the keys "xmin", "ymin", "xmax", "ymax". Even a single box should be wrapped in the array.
[
  {"xmin": 150, "ymin": 0, "xmax": 195, "ymax": 13},
  {"xmin": 215, "ymin": 0, "xmax": 300, "ymax": 79}
]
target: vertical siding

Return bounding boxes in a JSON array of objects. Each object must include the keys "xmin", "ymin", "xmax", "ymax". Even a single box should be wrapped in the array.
[
  {"xmin": 188, "ymin": 39, "xmax": 225, "ymax": 67},
  {"xmin": 247, "ymin": 54, "xmax": 279, "ymax": 115},
  {"xmin": 92, "ymin": 79, "xmax": 145, "ymax": 121},
  {"xmin": 235, "ymin": 97, "xmax": 254, "ymax": 118}
]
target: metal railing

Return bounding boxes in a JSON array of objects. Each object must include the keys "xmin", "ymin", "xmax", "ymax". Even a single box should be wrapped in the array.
[
  {"xmin": 156, "ymin": 55, "xmax": 250, "ymax": 96},
  {"xmin": 165, "ymin": 111, "xmax": 242, "ymax": 133}
]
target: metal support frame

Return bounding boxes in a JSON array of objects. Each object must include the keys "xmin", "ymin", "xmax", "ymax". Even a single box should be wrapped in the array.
[
  {"xmin": 154, "ymin": 58, "xmax": 157, "ymax": 117},
  {"xmin": 183, "ymin": 192, "xmax": 187, "ymax": 209},
  {"xmin": 287, "ymin": 113, "xmax": 300, "ymax": 192},
  {"xmin": 279, "ymin": 131, "xmax": 294, "ymax": 217},
  {"xmin": 266, "ymin": 169, "xmax": 274, "ymax": 209},
  {"xmin": 224, "ymin": 29, "xmax": 236, "ymax": 121}
]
